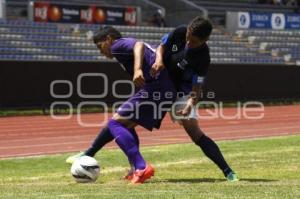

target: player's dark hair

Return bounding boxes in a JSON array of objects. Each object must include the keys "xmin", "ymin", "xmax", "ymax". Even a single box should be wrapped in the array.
[
  {"xmin": 93, "ymin": 26, "xmax": 122, "ymax": 44},
  {"xmin": 188, "ymin": 16, "xmax": 212, "ymax": 40}
]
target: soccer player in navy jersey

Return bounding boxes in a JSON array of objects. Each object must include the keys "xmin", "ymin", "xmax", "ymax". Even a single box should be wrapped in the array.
[
  {"xmin": 65, "ymin": 26, "xmax": 176, "ymax": 183},
  {"xmin": 150, "ymin": 16, "xmax": 238, "ymax": 181}
]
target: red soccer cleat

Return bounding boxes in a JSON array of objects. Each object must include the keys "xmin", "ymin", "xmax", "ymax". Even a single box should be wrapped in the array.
[
  {"xmin": 123, "ymin": 169, "xmax": 134, "ymax": 180},
  {"xmin": 130, "ymin": 164, "xmax": 155, "ymax": 184}
]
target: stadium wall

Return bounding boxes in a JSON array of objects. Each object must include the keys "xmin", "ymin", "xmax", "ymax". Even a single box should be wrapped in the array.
[
  {"xmin": 0, "ymin": 61, "xmax": 300, "ymax": 108},
  {"xmin": 150, "ymin": 0, "xmax": 202, "ymax": 26}
]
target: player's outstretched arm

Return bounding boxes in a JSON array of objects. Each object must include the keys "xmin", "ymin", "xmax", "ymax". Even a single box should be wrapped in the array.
[
  {"xmin": 133, "ymin": 41, "xmax": 145, "ymax": 87},
  {"xmin": 177, "ymin": 85, "xmax": 202, "ymax": 116},
  {"xmin": 150, "ymin": 44, "xmax": 165, "ymax": 77}
]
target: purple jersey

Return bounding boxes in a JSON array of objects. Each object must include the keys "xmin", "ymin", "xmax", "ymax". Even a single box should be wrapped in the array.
[
  {"xmin": 111, "ymin": 38, "xmax": 158, "ymax": 82},
  {"xmin": 110, "ymin": 38, "xmax": 176, "ymax": 131}
]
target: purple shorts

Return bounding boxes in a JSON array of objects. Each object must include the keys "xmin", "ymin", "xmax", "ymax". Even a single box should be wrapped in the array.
[{"xmin": 117, "ymin": 70, "xmax": 176, "ymax": 131}]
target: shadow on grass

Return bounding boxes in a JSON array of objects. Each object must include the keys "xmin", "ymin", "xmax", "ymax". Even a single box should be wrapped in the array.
[
  {"xmin": 159, "ymin": 178, "xmax": 277, "ymax": 183},
  {"xmin": 239, "ymin": 178, "xmax": 277, "ymax": 182},
  {"xmin": 160, "ymin": 178, "xmax": 225, "ymax": 183}
]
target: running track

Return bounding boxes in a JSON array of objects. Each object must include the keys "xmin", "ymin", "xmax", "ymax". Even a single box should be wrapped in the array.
[{"xmin": 0, "ymin": 105, "xmax": 300, "ymax": 158}]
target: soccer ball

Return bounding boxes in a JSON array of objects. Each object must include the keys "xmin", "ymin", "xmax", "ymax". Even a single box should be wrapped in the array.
[{"xmin": 70, "ymin": 156, "xmax": 100, "ymax": 183}]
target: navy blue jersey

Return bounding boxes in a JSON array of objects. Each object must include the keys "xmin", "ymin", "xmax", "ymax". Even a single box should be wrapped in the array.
[{"xmin": 161, "ymin": 26, "xmax": 210, "ymax": 94}]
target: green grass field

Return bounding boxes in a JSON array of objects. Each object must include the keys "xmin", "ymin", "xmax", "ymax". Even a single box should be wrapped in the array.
[{"xmin": 0, "ymin": 135, "xmax": 300, "ymax": 199}]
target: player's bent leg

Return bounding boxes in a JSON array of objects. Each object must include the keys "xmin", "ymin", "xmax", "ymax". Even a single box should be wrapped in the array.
[
  {"xmin": 66, "ymin": 125, "xmax": 114, "ymax": 164},
  {"xmin": 112, "ymin": 113, "xmax": 137, "ymax": 128},
  {"xmin": 181, "ymin": 118, "xmax": 239, "ymax": 182},
  {"xmin": 85, "ymin": 126, "xmax": 114, "ymax": 156},
  {"xmin": 112, "ymin": 113, "xmax": 139, "ymax": 177},
  {"xmin": 181, "ymin": 118, "xmax": 204, "ymax": 142},
  {"xmin": 124, "ymin": 128, "xmax": 140, "ymax": 180},
  {"xmin": 107, "ymin": 117, "xmax": 154, "ymax": 183},
  {"xmin": 65, "ymin": 151, "xmax": 85, "ymax": 165}
]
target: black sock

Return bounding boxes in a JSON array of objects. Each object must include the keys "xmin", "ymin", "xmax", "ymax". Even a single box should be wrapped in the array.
[
  {"xmin": 195, "ymin": 135, "xmax": 232, "ymax": 176},
  {"xmin": 85, "ymin": 126, "xmax": 114, "ymax": 157}
]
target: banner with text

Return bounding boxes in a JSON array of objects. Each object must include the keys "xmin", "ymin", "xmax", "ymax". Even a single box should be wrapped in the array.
[
  {"xmin": 237, "ymin": 11, "xmax": 300, "ymax": 30},
  {"xmin": 32, "ymin": 2, "xmax": 138, "ymax": 25}
]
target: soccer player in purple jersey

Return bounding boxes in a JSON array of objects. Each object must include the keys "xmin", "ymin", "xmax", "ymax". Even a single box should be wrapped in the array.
[{"xmin": 67, "ymin": 26, "xmax": 176, "ymax": 184}]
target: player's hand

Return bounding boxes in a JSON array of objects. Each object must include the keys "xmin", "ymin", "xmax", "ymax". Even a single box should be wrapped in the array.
[
  {"xmin": 176, "ymin": 104, "xmax": 192, "ymax": 117},
  {"xmin": 133, "ymin": 69, "xmax": 145, "ymax": 87},
  {"xmin": 150, "ymin": 61, "xmax": 165, "ymax": 78}
]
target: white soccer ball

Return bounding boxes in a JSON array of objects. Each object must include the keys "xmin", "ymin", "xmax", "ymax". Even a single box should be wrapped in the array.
[{"xmin": 70, "ymin": 156, "xmax": 100, "ymax": 183}]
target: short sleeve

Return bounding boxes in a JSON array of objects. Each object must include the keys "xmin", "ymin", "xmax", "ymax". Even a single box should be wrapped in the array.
[
  {"xmin": 161, "ymin": 26, "xmax": 186, "ymax": 48},
  {"xmin": 191, "ymin": 51, "xmax": 210, "ymax": 86},
  {"xmin": 161, "ymin": 33, "xmax": 169, "ymax": 45},
  {"xmin": 192, "ymin": 75, "xmax": 205, "ymax": 86},
  {"xmin": 111, "ymin": 38, "xmax": 137, "ymax": 55},
  {"xmin": 193, "ymin": 56, "xmax": 210, "ymax": 77}
]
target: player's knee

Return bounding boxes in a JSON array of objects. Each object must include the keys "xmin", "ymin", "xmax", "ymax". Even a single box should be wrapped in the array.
[
  {"xmin": 112, "ymin": 113, "xmax": 122, "ymax": 120},
  {"xmin": 111, "ymin": 114, "xmax": 136, "ymax": 128},
  {"xmin": 107, "ymin": 118, "xmax": 119, "ymax": 129},
  {"xmin": 184, "ymin": 125, "xmax": 204, "ymax": 143}
]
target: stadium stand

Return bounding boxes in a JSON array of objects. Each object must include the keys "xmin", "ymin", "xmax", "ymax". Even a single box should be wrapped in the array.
[
  {"xmin": 1, "ymin": 19, "xmax": 299, "ymax": 64},
  {"xmin": 233, "ymin": 29, "xmax": 300, "ymax": 64},
  {"xmin": 187, "ymin": 0, "xmax": 296, "ymax": 24},
  {"xmin": 1, "ymin": 1, "xmax": 300, "ymax": 108},
  {"xmin": 1, "ymin": 0, "xmax": 299, "ymax": 65},
  {"xmin": 5, "ymin": 0, "xmax": 161, "ymax": 23},
  {"xmin": 0, "ymin": 19, "xmax": 171, "ymax": 62}
]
